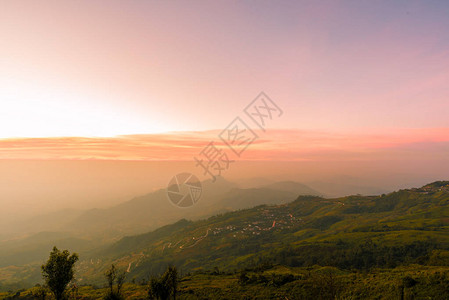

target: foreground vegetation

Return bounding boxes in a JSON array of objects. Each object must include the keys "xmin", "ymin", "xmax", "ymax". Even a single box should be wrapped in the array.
[{"xmin": 2, "ymin": 264, "xmax": 449, "ymax": 299}]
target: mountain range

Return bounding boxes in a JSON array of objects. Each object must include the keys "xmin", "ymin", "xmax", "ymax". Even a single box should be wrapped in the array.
[{"xmin": 2, "ymin": 180, "xmax": 448, "ymax": 290}]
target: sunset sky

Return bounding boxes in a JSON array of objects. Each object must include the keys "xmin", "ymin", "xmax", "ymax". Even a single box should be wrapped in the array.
[
  {"xmin": 1, "ymin": 1, "xmax": 449, "ymax": 220},
  {"xmin": 1, "ymin": 1, "xmax": 448, "ymax": 145}
]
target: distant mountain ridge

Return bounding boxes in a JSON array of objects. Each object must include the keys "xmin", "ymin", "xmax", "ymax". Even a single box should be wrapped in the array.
[
  {"xmin": 261, "ymin": 181, "xmax": 321, "ymax": 196},
  {"xmin": 63, "ymin": 177, "xmax": 319, "ymax": 239},
  {"xmin": 7, "ymin": 177, "xmax": 319, "ymax": 241}
]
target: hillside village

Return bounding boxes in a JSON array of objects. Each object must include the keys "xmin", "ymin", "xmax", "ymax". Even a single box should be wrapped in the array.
[{"xmin": 411, "ymin": 181, "xmax": 449, "ymax": 194}]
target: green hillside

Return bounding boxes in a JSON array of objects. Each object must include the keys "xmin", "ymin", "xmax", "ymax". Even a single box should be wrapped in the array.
[{"xmin": 75, "ymin": 181, "xmax": 449, "ymax": 284}]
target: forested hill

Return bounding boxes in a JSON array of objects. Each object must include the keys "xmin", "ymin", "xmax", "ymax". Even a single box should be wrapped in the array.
[{"xmin": 77, "ymin": 181, "xmax": 449, "ymax": 284}]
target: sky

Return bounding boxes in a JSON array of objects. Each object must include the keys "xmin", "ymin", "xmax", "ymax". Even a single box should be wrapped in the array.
[
  {"xmin": 1, "ymin": 1, "xmax": 449, "ymax": 220},
  {"xmin": 1, "ymin": 1, "xmax": 448, "ymax": 140}
]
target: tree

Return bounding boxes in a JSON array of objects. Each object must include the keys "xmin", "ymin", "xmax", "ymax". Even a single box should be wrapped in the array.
[
  {"xmin": 163, "ymin": 266, "xmax": 178, "ymax": 300},
  {"xmin": 104, "ymin": 264, "xmax": 126, "ymax": 300},
  {"xmin": 41, "ymin": 246, "xmax": 79, "ymax": 300},
  {"xmin": 105, "ymin": 264, "xmax": 117, "ymax": 295},
  {"xmin": 148, "ymin": 266, "xmax": 178, "ymax": 300},
  {"xmin": 148, "ymin": 277, "xmax": 169, "ymax": 300}
]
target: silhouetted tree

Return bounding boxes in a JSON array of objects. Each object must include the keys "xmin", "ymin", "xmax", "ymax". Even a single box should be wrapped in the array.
[
  {"xmin": 41, "ymin": 247, "xmax": 79, "ymax": 300},
  {"xmin": 165, "ymin": 266, "xmax": 178, "ymax": 300},
  {"xmin": 148, "ymin": 277, "xmax": 168, "ymax": 300},
  {"xmin": 148, "ymin": 266, "xmax": 178, "ymax": 300},
  {"xmin": 104, "ymin": 264, "xmax": 126, "ymax": 300}
]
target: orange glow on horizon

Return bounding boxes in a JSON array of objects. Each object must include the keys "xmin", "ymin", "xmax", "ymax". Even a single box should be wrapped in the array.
[{"xmin": 1, "ymin": 128, "xmax": 449, "ymax": 162}]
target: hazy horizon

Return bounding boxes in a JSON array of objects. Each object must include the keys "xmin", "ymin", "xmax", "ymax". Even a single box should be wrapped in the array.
[{"xmin": 0, "ymin": 158, "xmax": 447, "ymax": 225}]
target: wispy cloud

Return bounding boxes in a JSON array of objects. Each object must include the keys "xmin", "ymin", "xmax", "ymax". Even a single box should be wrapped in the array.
[{"xmin": 1, "ymin": 128, "xmax": 449, "ymax": 161}]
